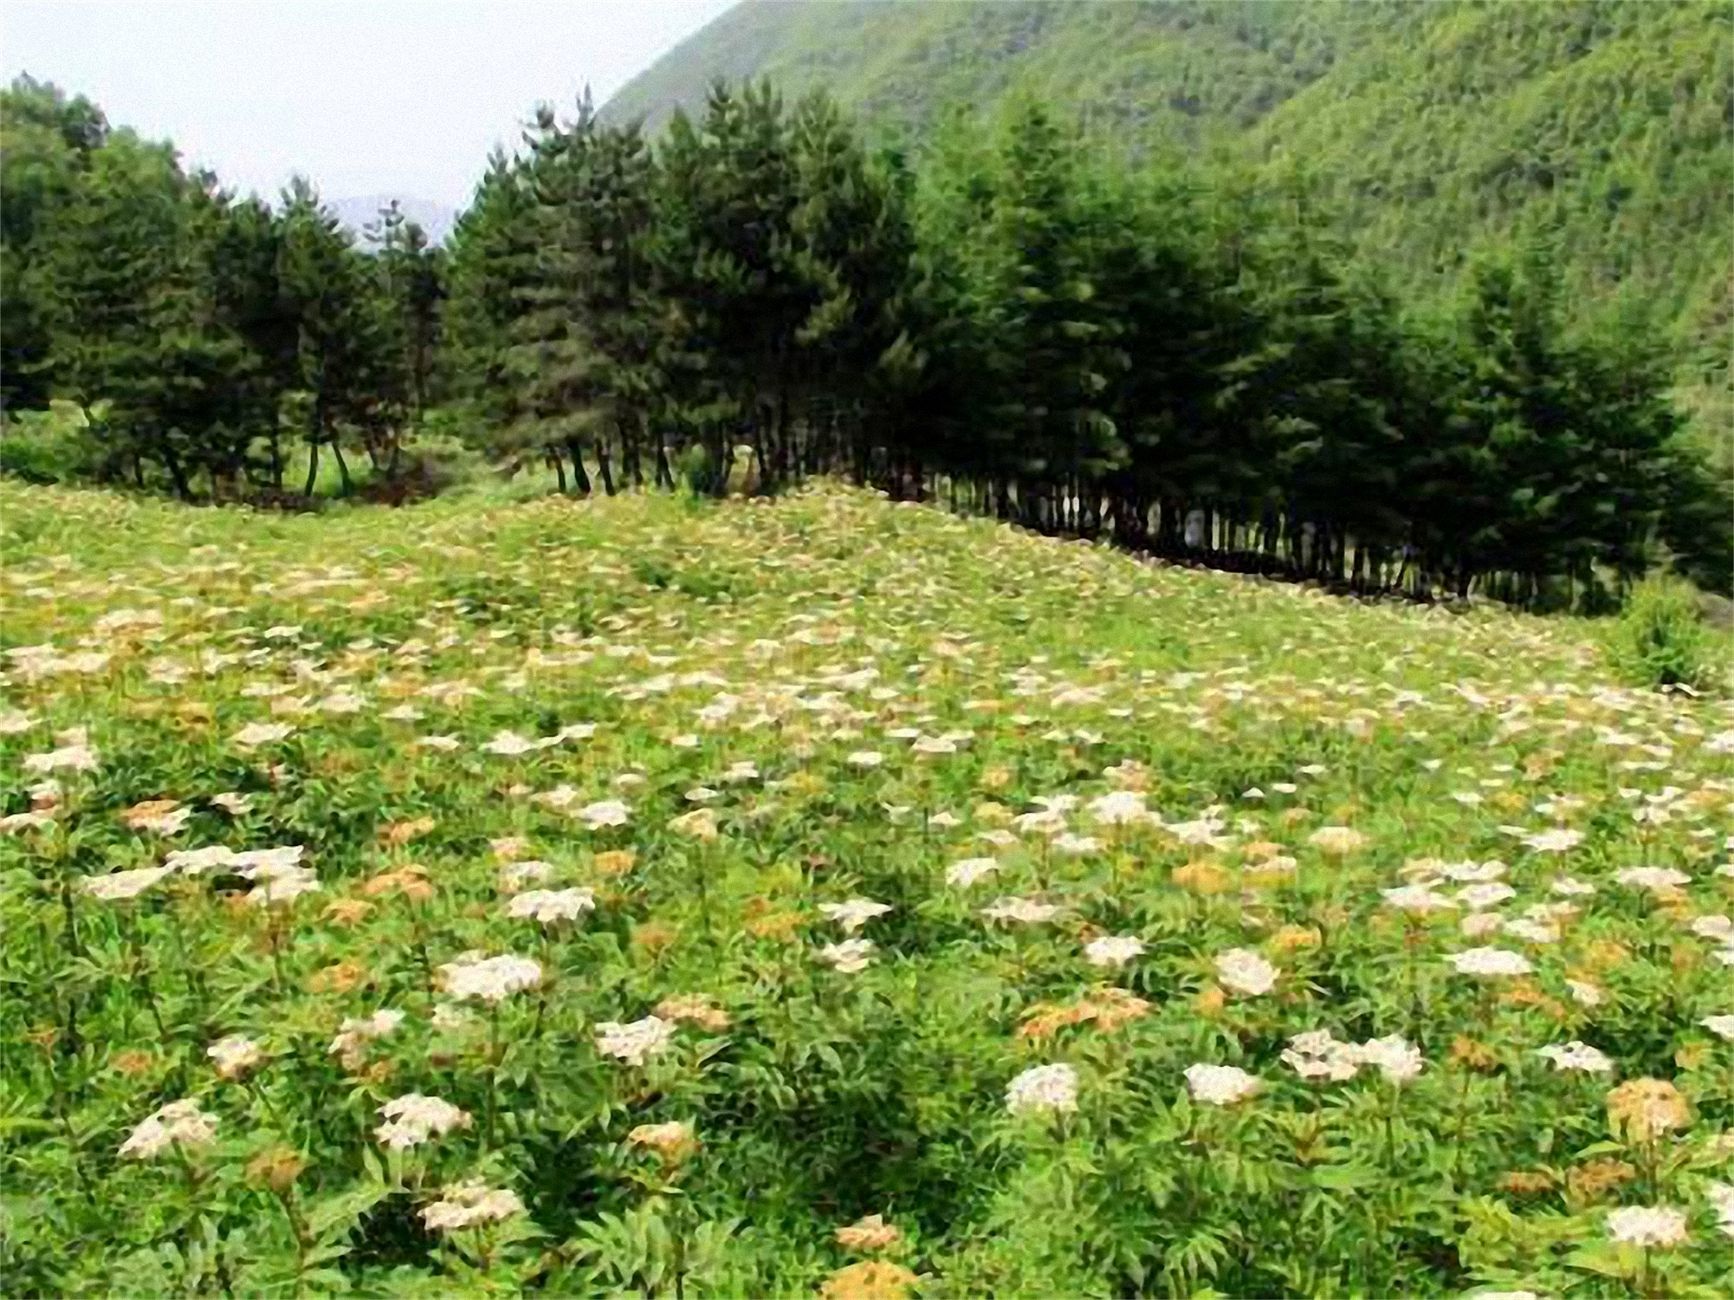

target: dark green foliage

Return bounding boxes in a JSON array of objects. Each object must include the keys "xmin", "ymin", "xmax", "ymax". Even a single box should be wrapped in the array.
[
  {"xmin": 603, "ymin": 1, "xmax": 1733, "ymax": 443},
  {"xmin": 2, "ymin": 65, "xmax": 1727, "ymax": 608},
  {"xmin": 1612, "ymin": 574, "xmax": 1716, "ymax": 690},
  {"xmin": 2, "ymin": 78, "xmax": 442, "ymax": 500}
]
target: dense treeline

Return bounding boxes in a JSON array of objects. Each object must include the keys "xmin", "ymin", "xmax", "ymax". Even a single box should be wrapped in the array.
[
  {"xmin": 1, "ymin": 77, "xmax": 443, "ymax": 500},
  {"xmin": 2, "ymin": 75, "xmax": 1727, "ymax": 605}
]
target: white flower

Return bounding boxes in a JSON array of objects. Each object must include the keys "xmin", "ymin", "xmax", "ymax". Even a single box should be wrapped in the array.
[
  {"xmin": 375, "ymin": 1094, "xmax": 472, "ymax": 1149},
  {"xmin": 1700, "ymin": 1014, "xmax": 1734, "ymax": 1042},
  {"xmin": 1184, "ymin": 1063, "xmax": 1261, "ymax": 1106},
  {"xmin": 945, "ymin": 857, "xmax": 1001, "ymax": 888},
  {"xmin": 81, "ymin": 866, "xmax": 173, "ymax": 901},
  {"xmin": 1503, "ymin": 918, "xmax": 1560, "ymax": 945},
  {"xmin": 1447, "ymin": 947, "xmax": 1534, "ymax": 978},
  {"xmin": 481, "ymin": 729, "xmax": 543, "ymax": 756},
  {"xmin": 818, "ymin": 897, "xmax": 892, "ymax": 933},
  {"xmin": 1441, "ymin": 859, "xmax": 1508, "ymax": 883},
  {"xmin": 817, "ymin": 938, "xmax": 876, "ymax": 973},
  {"xmin": 233, "ymin": 845, "xmax": 307, "ymax": 877},
  {"xmin": 1614, "ymin": 865, "xmax": 1691, "ymax": 892},
  {"xmin": 232, "ymin": 721, "xmax": 293, "ymax": 748},
  {"xmin": 1013, "ymin": 808, "xmax": 1068, "ymax": 836},
  {"xmin": 1084, "ymin": 935, "xmax": 1144, "ymax": 968},
  {"xmin": 1282, "ymin": 1030, "xmax": 1362, "ymax": 1082},
  {"xmin": 1458, "ymin": 882, "xmax": 1516, "ymax": 911},
  {"xmin": 1537, "ymin": 1041, "xmax": 1615, "ymax": 1074},
  {"xmin": 1355, "ymin": 1034, "xmax": 1425, "ymax": 1084},
  {"xmin": 209, "ymin": 792, "xmax": 252, "ymax": 815},
  {"xmin": 1707, "ymin": 1181, "xmax": 1734, "ymax": 1238},
  {"xmin": 329, "ymin": 1008, "xmax": 405, "ymax": 1063},
  {"xmin": 1005, "ymin": 1063, "xmax": 1078, "ymax": 1116},
  {"xmin": 506, "ymin": 887, "xmax": 596, "ymax": 924},
  {"xmin": 983, "ymin": 896, "xmax": 1061, "ymax": 925},
  {"xmin": 1215, "ymin": 948, "xmax": 1279, "ymax": 997},
  {"xmin": 1550, "ymin": 875, "xmax": 1597, "ymax": 897},
  {"xmin": 438, "ymin": 952, "xmax": 543, "ymax": 1002},
  {"xmin": 166, "ymin": 845, "xmax": 241, "ymax": 874},
  {"xmin": 23, "ymin": 742, "xmax": 99, "ymax": 774},
  {"xmin": 1567, "ymin": 979, "xmax": 1606, "ymax": 1008},
  {"xmin": 1087, "ymin": 790, "xmax": 1150, "ymax": 826},
  {"xmin": 431, "ymin": 1003, "xmax": 473, "ymax": 1032},
  {"xmin": 206, "ymin": 1034, "xmax": 263, "ymax": 1080},
  {"xmin": 577, "ymin": 799, "xmax": 631, "ymax": 829},
  {"xmin": 1051, "ymin": 832, "xmax": 1102, "ymax": 855},
  {"xmin": 1459, "ymin": 911, "xmax": 1504, "ymax": 938},
  {"xmin": 421, "ymin": 1179, "xmax": 524, "ymax": 1232},
  {"xmin": 119, "ymin": 1099, "xmax": 218, "ymax": 1159},
  {"xmin": 1689, "ymin": 915, "xmax": 1734, "ymax": 943},
  {"xmin": 1605, "ymin": 1204, "xmax": 1688, "ymax": 1248},
  {"xmin": 594, "ymin": 1016, "xmax": 676, "ymax": 1066},
  {"xmin": 846, "ymin": 750, "xmax": 884, "ymax": 768},
  {"xmin": 1521, "ymin": 827, "xmax": 1582, "ymax": 853},
  {"xmin": 1382, "ymin": 883, "xmax": 1456, "ymax": 913},
  {"xmin": 248, "ymin": 864, "xmax": 320, "ymax": 907}
]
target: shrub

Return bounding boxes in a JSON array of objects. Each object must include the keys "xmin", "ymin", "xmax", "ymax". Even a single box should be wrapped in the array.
[
  {"xmin": 0, "ymin": 402, "xmax": 105, "ymax": 484},
  {"xmin": 1612, "ymin": 574, "xmax": 1719, "ymax": 691}
]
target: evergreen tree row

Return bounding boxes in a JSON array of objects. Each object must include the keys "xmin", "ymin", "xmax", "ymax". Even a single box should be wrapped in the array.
[
  {"xmin": 1, "ymin": 77, "xmax": 443, "ymax": 500},
  {"xmin": 442, "ymin": 82, "xmax": 1726, "ymax": 603},
  {"xmin": 3, "ymin": 75, "xmax": 1727, "ymax": 604}
]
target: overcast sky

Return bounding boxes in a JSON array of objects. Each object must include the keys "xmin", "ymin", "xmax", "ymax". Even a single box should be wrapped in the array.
[{"xmin": 1, "ymin": 0, "xmax": 738, "ymax": 208}]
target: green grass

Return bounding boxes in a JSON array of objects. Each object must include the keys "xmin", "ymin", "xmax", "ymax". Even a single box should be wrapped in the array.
[{"xmin": 1, "ymin": 479, "xmax": 1731, "ymax": 1295}]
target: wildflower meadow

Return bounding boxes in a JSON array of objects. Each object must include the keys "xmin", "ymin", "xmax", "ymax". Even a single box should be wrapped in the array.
[{"xmin": 1, "ymin": 480, "xmax": 1730, "ymax": 1297}]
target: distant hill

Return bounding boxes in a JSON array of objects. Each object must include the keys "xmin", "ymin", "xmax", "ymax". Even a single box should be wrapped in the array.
[
  {"xmin": 328, "ymin": 194, "xmax": 457, "ymax": 246},
  {"xmin": 604, "ymin": 0, "xmax": 1731, "ymax": 409}
]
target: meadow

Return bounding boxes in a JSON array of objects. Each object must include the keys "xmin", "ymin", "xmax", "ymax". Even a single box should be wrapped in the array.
[{"xmin": 1, "ymin": 479, "xmax": 1730, "ymax": 1297}]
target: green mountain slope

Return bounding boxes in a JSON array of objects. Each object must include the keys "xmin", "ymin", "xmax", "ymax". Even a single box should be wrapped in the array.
[{"xmin": 604, "ymin": 0, "xmax": 1731, "ymax": 395}]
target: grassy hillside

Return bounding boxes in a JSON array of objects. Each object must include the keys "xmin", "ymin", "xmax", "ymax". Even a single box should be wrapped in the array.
[
  {"xmin": 4, "ymin": 478, "xmax": 1733, "ymax": 1294},
  {"xmin": 604, "ymin": 0, "xmax": 1732, "ymax": 374}
]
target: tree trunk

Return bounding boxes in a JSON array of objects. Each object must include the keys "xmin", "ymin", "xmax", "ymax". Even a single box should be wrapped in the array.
[
  {"xmin": 597, "ymin": 436, "xmax": 616, "ymax": 496},
  {"xmin": 565, "ymin": 439, "xmax": 593, "ymax": 495},
  {"xmin": 159, "ymin": 440, "xmax": 192, "ymax": 500},
  {"xmin": 623, "ymin": 419, "xmax": 642, "ymax": 488},
  {"xmin": 331, "ymin": 440, "xmax": 353, "ymax": 496},
  {"xmin": 302, "ymin": 440, "xmax": 320, "ymax": 498}
]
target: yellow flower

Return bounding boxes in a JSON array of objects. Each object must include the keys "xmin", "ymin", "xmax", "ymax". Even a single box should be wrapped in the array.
[
  {"xmin": 593, "ymin": 849, "xmax": 637, "ymax": 877},
  {"xmin": 1565, "ymin": 1158, "xmax": 1637, "ymax": 1207},
  {"xmin": 1606, "ymin": 1078, "xmax": 1689, "ymax": 1143},
  {"xmin": 627, "ymin": 1120, "xmax": 698, "ymax": 1165},
  {"xmin": 835, "ymin": 1214, "xmax": 901, "ymax": 1253},
  {"xmin": 381, "ymin": 816, "xmax": 436, "ymax": 846},
  {"xmin": 245, "ymin": 1146, "xmax": 306, "ymax": 1194},
  {"xmin": 1307, "ymin": 825, "xmax": 1366, "ymax": 856},
  {"xmin": 1172, "ymin": 861, "xmax": 1230, "ymax": 894},
  {"xmin": 819, "ymin": 1260, "xmax": 918, "ymax": 1300}
]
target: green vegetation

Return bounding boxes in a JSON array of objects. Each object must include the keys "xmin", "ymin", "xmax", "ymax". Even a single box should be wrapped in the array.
[
  {"xmin": 1612, "ymin": 574, "xmax": 1718, "ymax": 692},
  {"xmin": 4, "ymin": 69, "xmax": 1727, "ymax": 603},
  {"xmin": 2, "ymin": 479, "xmax": 1731, "ymax": 1295},
  {"xmin": 604, "ymin": 0, "xmax": 1733, "ymax": 424},
  {"xmin": 0, "ymin": 77, "xmax": 445, "ymax": 501}
]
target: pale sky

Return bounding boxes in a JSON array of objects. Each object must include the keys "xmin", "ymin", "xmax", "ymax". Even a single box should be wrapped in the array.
[{"xmin": 1, "ymin": 0, "xmax": 739, "ymax": 208}]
